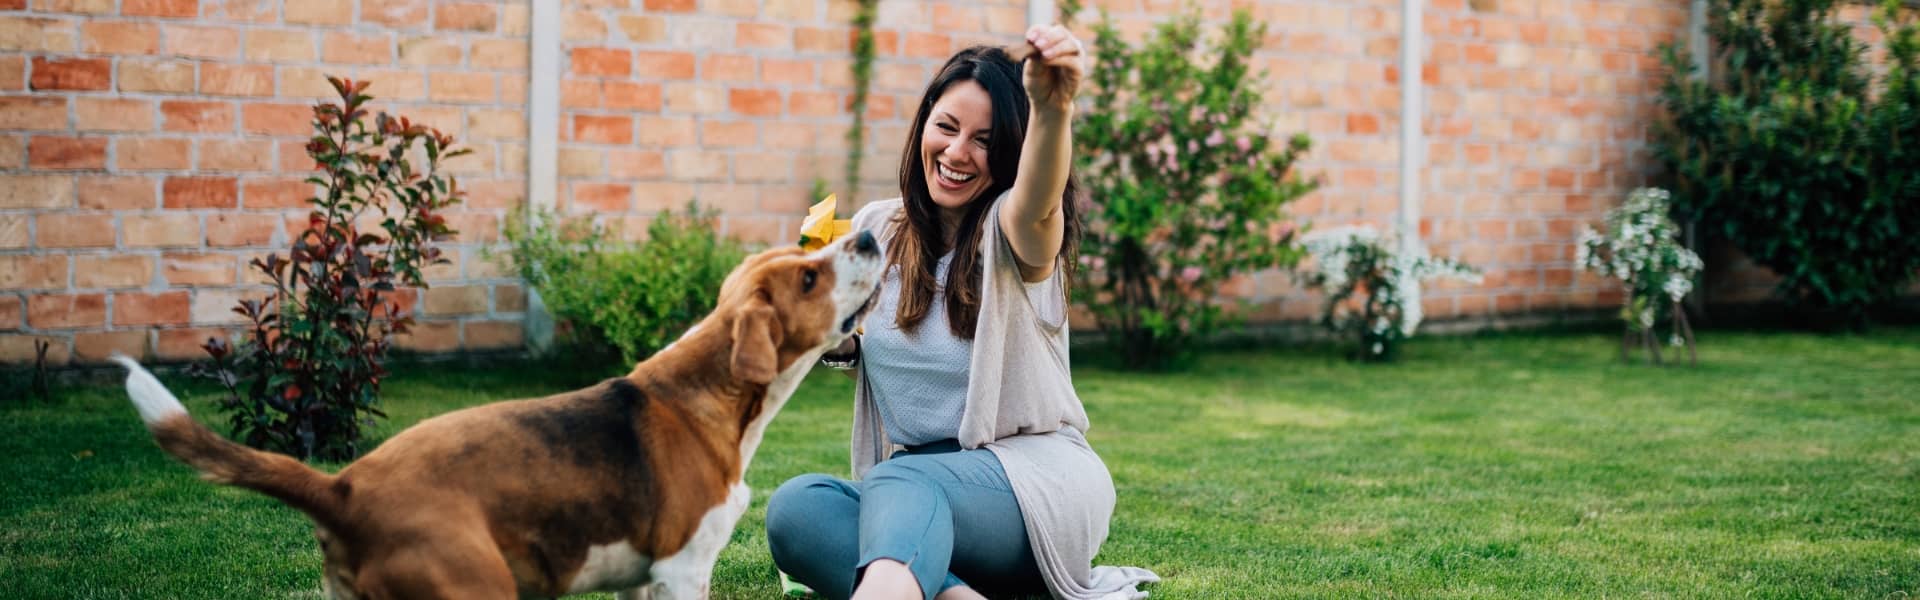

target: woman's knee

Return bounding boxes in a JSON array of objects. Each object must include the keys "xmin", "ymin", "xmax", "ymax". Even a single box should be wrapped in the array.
[{"xmin": 765, "ymin": 474, "xmax": 850, "ymax": 556}]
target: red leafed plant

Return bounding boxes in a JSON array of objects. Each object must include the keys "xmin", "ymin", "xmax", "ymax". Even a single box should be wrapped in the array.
[{"xmin": 191, "ymin": 76, "xmax": 463, "ymax": 461}]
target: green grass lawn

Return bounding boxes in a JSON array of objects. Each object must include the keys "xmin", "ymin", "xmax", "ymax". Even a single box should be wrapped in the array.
[{"xmin": 3, "ymin": 328, "xmax": 1918, "ymax": 598}]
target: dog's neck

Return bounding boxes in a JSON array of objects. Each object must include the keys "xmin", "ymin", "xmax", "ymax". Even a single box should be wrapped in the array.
[{"xmin": 623, "ymin": 315, "xmax": 832, "ymax": 476}]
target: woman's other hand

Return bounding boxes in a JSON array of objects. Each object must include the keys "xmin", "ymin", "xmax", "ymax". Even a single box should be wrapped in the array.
[{"xmin": 1020, "ymin": 24, "xmax": 1085, "ymax": 113}]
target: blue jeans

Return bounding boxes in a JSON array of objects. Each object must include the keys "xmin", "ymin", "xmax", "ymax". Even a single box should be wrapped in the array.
[{"xmin": 765, "ymin": 442, "xmax": 1045, "ymax": 600}]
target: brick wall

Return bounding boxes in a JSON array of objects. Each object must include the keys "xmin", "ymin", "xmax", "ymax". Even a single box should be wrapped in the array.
[
  {"xmin": 0, "ymin": 0, "xmax": 1878, "ymax": 366},
  {"xmin": 0, "ymin": 0, "xmax": 530, "ymax": 365}
]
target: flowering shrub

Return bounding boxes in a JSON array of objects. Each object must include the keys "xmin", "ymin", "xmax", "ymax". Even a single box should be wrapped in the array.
[
  {"xmin": 193, "ymin": 77, "xmax": 460, "ymax": 461},
  {"xmin": 1577, "ymin": 187, "xmax": 1703, "ymax": 361},
  {"xmin": 1296, "ymin": 226, "xmax": 1481, "ymax": 362},
  {"xmin": 1072, "ymin": 8, "xmax": 1316, "ymax": 369}
]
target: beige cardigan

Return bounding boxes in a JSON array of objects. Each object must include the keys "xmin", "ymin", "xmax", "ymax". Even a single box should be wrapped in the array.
[{"xmin": 849, "ymin": 197, "xmax": 1159, "ymax": 599}]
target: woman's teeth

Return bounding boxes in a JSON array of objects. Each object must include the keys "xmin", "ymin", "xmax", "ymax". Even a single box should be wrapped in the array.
[{"xmin": 937, "ymin": 163, "xmax": 975, "ymax": 183}]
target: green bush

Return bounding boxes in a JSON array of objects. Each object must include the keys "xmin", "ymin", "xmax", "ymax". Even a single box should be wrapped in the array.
[
  {"xmin": 500, "ymin": 202, "xmax": 749, "ymax": 365},
  {"xmin": 1072, "ymin": 8, "xmax": 1317, "ymax": 370},
  {"xmin": 1654, "ymin": 0, "xmax": 1920, "ymax": 327}
]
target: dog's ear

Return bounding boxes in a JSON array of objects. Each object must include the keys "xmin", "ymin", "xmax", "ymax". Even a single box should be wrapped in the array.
[{"xmin": 730, "ymin": 294, "xmax": 782, "ymax": 385}]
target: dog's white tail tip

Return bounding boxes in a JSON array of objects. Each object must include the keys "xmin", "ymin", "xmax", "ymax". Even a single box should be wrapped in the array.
[{"xmin": 113, "ymin": 353, "xmax": 187, "ymax": 425}]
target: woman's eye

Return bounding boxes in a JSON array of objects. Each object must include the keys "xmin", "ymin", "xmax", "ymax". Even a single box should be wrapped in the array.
[
  {"xmin": 937, "ymin": 123, "xmax": 958, "ymax": 133},
  {"xmin": 973, "ymin": 137, "xmax": 990, "ymax": 148},
  {"xmin": 802, "ymin": 269, "xmax": 818, "ymax": 292}
]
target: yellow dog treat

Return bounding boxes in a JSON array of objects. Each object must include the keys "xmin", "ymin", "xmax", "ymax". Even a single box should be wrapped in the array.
[{"xmin": 798, "ymin": 194, "xmax": 853, "ymax": 251}]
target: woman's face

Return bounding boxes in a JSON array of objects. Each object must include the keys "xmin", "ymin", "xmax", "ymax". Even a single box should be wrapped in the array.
[{"xmin": 919, "ymin": 80, "xmax": 996, "ymax": 213}]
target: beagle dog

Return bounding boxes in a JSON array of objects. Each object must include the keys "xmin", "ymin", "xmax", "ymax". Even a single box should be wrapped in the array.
[{"xmin": 116, "ymin": 231, "xmax": 883, "ymax": 599}]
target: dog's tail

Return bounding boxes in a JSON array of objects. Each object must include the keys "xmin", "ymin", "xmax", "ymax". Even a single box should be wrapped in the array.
[{"xmin": 114, "ymin": 355, "xmax": 346, "ymax": 528}]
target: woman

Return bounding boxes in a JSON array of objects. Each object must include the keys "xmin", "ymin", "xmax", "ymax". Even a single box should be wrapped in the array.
[{"xmin": 764, "ymin": 25, "xmax": 1157, "ymax": 600}]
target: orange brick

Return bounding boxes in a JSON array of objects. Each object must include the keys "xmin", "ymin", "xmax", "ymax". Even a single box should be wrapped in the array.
[
  {"xmin": 702, "ymin": 121, "xmax": 756, "ymax": 147},
  {"xmin": 620, "ymin": 15, "xmax": 666, "ymax": 43},
  {"xmin": 0, "ymin": 175, "xmax": 73, "ymax": 210},
  {"xmin": 79, "ymin": 176, "xmax": 155, "ymax": 210},
  {"xmin": 0, "ymin": 256, "xmax": 68, "ymax": 289},
  {"xmin": 636, "ymin": 116, "xmax": 697, "ymax": 147},
  {"xmin": 561, "ymin": 79, "xmax": 601, "ymax": 108},
  {"xmin": 644, "ymin": 0, "xmax": 694, "ymax": 11},
  {"xmin": 398, "ymin": 36, "xmax": 462, "ymax": 66},
  {"xmin": 572, "ymin": 47, "xmax": 629, "ymax": 77},
  {"xmin": 163, "ymin": 24, "xmax": 240, "ymax": 59},
  {"xmin": 35, "ymin": 0, "xmax": 113, "ymax": 13},
  {"xmin": 75, "ymin": 255, "xmax": 153, "ymax": 288},
  {"xmin": 608, "ymin": 149, "xmax": 664, "ymax": 178},
  {"xmin": 422, "ymin": 285, "xmax": 487, "ymax": 316},
  {"xmin": 115, "ymin": 138, "xmax": 192, "ymax": 171},
  {"xmin": 28, "ymin": 293, "xmax": 106, "ymax": 329},
  {"xmin": 155, "ymin": 327, "xmax": 227, "ymax": 360},
  {"xmin": 198, "ymin": 139, "xmax": 274, "ymax": 172},
  {"xmin": 204, "ymin": 213, "xmax": 278, "ymax": 247},
  {"xmin": 470, "ymin": 39, "xmax": 526, "ymax": 69},
  {"xmin": 494, "ymin": 284, "xmax": 526, "ymax": 313},
  {"xmin": 241, "ymin": 102, "xmax": 311, "ymax": 136},
  {"xmin": 702, "ymin": 54, "xmax": 754, "ymax": 81},
  {"xmin": 633, "ymin": 50, "xmax": 695, "ymax": 79},
  {"xmin": 904, "ymin": 32, "xmax": 951, "ymax": 59},
  {"xmin": 81, "ymin": 21, "xmax": 159, "ymax": 54},
  {"xmin": 0, "ymin": 334, "xmax": 70, "ymax": 365},
  {"xmin": 556, "ymin": 148, "xmax": 601, "ymax": 177},
  {"xmin": 0, "ymin": 97, "xmax": 65, "ymax": 131},
  {"xmin": 429, "ymin": 72, "xmax": 494, "ymax": 103},
  {"xmin": 162, "ymin": 177, "xmax": 237, "ymax": 209},
  {"xmin": 202, "ymin": 0, "xmax": 276, "ymax": 22},
  {"xmin": 114, "ymin": 291, "xmax": 190, "ymax": 326},
  {"xmin": 246, "ymin": 29, "xmax": 314, "ymax": 62},
  {"xmin": 284, "ymin": 0, "xmax": 350, "ymax": 25},
  {"xmin": 788, "ymin": 91, "xmax": 839, "ymax": 117},
  {"xmin": 0, "ymin": 214, "xmax": 23, "ymax": 248},
  {"xmin": 592, "ymin": 81, "xmax": 655, "ymax": 112},
  {"xmin": 571, "ymin": 183, "xmax": 631, "ymax": 212},
  {"xmin": 0, "ymin": 56, "xmax": 23, "ymax": 90},
  {"xmin": 201, "ymin": 63, "xmax": 273, "ymax": 96},
  {"xmin": 762, "ymin": 58, "xmax": 814, "ymax": 85},
  {"xmin": 323, "ymin": 32, "xmax": 391, "ymax": 64},
  {"xmin": 562, "ymin": 10, "xmax": 605, "ymax": 41},
  {"xmin": 796, "ymin": 26, "xmax": 849, "ymax": 53},
  {"xmin": 74, "ymin": 330, "xmax": 150, "ymax": 362},
  {"xmin": 665, "ymin": 83, "xmax": 724, "ymax": 114},
  {"xmin": 728, "ymin": 88, "xmax": 780, "ymax": 116},
  {"xmin": 124, "ymin": 0, "xmax": 197, "ymax": 17},
  {"xmin": 393, "ymin": 320, "xmax": 458, "ymax": 352},
  {"xmin": 436, "ymin": 2, "xmax": 497, "ymax": 32},
  {"xmin": 35, "ymin": 213, "xmax": 114, "ymax": 248},
  {"xmin": 572, "ymin": 114, "xmax": 632, "ymax": 144},
  {"xmin": 242, "ymin": 177, "xmax": 313, "ymax": 209},
  {"xmin": 466, "ymin": 109, "xmax": 526, "ymax": 141},
  {"xmin": 737, "ymin": 23, "xmax": 790, "ymax": 49},
  {"xmin": 0, "ymin": 295, "xmax": 19, "ymax": 329},
  {"xmin": 668, "ymin": 151, "xmax": 726, "ymax": 180},
  {"xmin": 161, "ymin": 101, "xmax": 234, "ymax": 133},
  {"xmin": 29, "ymin": 136, "xmax": 107, "ymax": 170},
  {"xmin": 464, "ymin": 320, "xmax": 522, "ymax": 349},
  {"xmin": 74, "ymin": 98, "xmax": 154, "ymax": 132},
  {"xmin": 30, "ymin": 56, "xmax": 110, "ymax": 90},
  {"xmin": 118, "ymin": 59, "xmax": 195, "ymax": 94},
  {"xmin": 162, "ymin": 252, "xmax": 235, "ymax": 285},
  {"xmin": 124, "ymin": 214, "xmax": 199, "ymax": 248},
  {"xmin": 0, "ymin": 16, "xmax": 78, "ymax": 53},
  {"xmin": 362, "ymin": 0, "xmax": 428, "ymax": 29}
]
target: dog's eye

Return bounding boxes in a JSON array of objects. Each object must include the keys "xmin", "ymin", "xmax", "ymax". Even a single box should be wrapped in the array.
[{"xmin": 801, "ymin": 269, "xmax": 818, "ymax": 292}]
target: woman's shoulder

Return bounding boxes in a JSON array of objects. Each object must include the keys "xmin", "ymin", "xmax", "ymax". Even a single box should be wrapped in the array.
[{"xmin": 851, "ymin": 198, "xmax": 903, "ymax": 232}]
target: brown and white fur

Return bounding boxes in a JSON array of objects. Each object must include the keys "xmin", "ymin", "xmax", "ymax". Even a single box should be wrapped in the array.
[{"xmin": 116, "ymin": 232, "xmax": 883, "ymax": 599}]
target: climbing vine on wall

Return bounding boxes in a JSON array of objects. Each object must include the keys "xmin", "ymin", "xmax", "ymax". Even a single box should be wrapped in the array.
[{"xmin": 845, "ymin": 0, "xmax": 878, "ymax": 205}]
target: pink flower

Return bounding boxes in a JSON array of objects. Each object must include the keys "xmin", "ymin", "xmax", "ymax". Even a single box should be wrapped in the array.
[
  {"xmin": 1180, "ymin": 266, "xmax": 1203, "ymax": 283},
  {"xmin": 1235, "ymin": 136, "xmax": 1252, "ymax": 152},
  {"xmin": 1205, "ymin": 130, "xmax": 1225, "ymax": 147},
  {"xmin": 1187, "ymin": 140, "xmax": 1199, "ymax": 154}
]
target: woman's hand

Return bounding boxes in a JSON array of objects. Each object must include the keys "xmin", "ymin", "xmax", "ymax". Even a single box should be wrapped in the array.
[{"xmin": 1020, "ymin": 24, "xmax": 1085, "ymax": 114}]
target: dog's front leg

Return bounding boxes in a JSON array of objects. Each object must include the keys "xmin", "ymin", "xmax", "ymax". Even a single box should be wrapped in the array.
[{"xmin": 615, "ymin": 584, "xmax": 660, "ymax": 600}]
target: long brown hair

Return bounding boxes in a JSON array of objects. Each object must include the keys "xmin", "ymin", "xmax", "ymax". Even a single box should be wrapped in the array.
[{"xmin": 889, "ymin": 46, "xmax": 1083, "ymax": 339}]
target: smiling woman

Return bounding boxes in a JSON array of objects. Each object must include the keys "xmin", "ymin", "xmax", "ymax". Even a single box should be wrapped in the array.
[{"xmin": 763, "ymin": 26, "xmax": 1157, "ymax": 600}]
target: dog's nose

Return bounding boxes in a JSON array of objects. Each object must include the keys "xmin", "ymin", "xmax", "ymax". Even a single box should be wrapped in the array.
[{"xmin": 853, "ymin": 230, "xmax": 877, "ymax": 255}]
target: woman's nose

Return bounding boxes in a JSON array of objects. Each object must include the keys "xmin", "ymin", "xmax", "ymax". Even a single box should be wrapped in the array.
[{"xmin": 940, "ymin": 139, "xmax": 968, "ymax": 163}]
